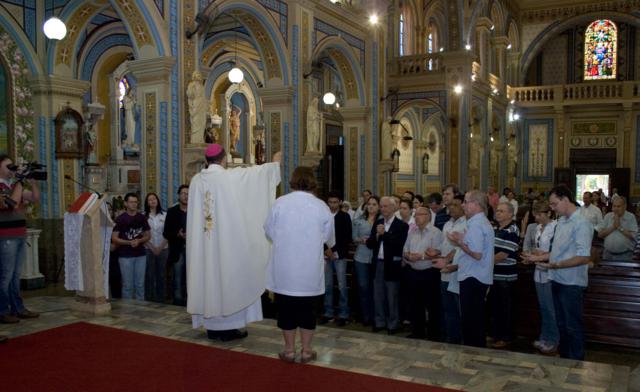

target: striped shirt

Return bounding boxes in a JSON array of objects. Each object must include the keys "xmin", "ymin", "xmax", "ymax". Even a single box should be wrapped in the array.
[
  {"xmin": 493, "ymin": 222, "xmax": 520, "ymax": 281},
  {"xmin": 0, "ymin": 180, "xmax": 27, "ymax": 238}
]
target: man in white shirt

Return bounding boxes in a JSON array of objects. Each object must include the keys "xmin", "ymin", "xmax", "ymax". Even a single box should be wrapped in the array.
[
  {"xmin": 597, "ymin": 196, "xmax": 638, "ymax": 260},
  {"xmin": 403, "ymin": 207, "xmax": 443, "ymax": 340},
  {"xmin": 579, "ymin": 191, "xmax": 603, "ymax": 230}
]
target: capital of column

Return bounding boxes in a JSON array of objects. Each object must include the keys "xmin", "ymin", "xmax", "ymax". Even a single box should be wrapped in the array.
[
  {"xmin": 260, "ymin": 86, "xmax": 294, "ymax": 106},
  {"xmin": 29, "ymin": 75, "xmax": 91, "ymax": 98},
  {"xmin": 491, "ymin": 36, "xmax": 511, "ymax": 49},
  {"xmin": 340, "ymin": 106, "xmax": 370, "ymax": 122},
  {"xmin": 476, "ymin": 17, "xmax": 493, "ymax": 33},
  {"xmin": 127, "ymin": 57, "xmax": 176, "ymax": 84}
]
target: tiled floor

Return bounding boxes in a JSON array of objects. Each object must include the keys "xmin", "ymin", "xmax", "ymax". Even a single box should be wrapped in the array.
[{"xmin": 0, "ymin": 296, "xmax": 634, "ymax": 392}]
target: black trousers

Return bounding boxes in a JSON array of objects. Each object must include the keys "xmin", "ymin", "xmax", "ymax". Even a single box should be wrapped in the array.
[
  {"xmin": 460, "ymin": 277, "xmax": 489, "ymax": 347},
  {"xmin": 487, "ymin": 280, "xmax": 515, "ymax": 342},
  {"xmin": 406, "ymin": 267, "xmax": 442, "ymax": 340}
]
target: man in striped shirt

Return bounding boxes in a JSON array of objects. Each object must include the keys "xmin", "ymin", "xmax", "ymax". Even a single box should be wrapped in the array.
[
  {"xmin": 488, "ymin": 202, "xmax": 520, "ymax": 348},
  {"xmin": 0, "ymin": 155, "xmax": 40, "ymax": 324}
]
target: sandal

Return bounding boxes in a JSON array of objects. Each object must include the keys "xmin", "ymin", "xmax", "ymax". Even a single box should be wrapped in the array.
[
  {"xmin": 278, "ymin": 350, "xmax": 296, "ymax": 363},
  {"xmin": 300, "ymin": 350, "xmax": 317, "ymax": 364}
]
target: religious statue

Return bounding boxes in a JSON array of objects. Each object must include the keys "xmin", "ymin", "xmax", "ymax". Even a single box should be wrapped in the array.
[
  {"xmin": 85, "ymin": 123, "xmax": 97, "ymax": 164},
  {"xmin": 123, "ymin": 90, "xmax": 136, "ymax": 145},
  {"xmin": 187, "ymin": 71, "xmax": 209, "ymax": 144},
  {"xmin": 507, "ymin": 142, "xmax": 517, "ymax": 177},
  {"xmin": 229, "ymin": 105, "xmax": 241, "ymax": 155},
  {"xmin": 381, "ymin": 117, "xmax": 392, "ymax": 159},
  {"xmin": 255, "ymin": 129, "xmax": 265, "ymax": 165},
  {"xmin": 305, "ymin": 97, "xmax": 321, "ymax": 154}
]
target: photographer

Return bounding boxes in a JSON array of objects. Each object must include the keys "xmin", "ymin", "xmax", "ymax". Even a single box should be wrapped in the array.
[{"xmin": 0, "ymin": 154, "xmax": 40, "ymax": 324}]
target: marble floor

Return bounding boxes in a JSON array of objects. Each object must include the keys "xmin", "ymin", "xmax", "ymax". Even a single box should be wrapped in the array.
[{"xmin": 0, "ymin": 296, "xmax": 635, "ymax": 392}]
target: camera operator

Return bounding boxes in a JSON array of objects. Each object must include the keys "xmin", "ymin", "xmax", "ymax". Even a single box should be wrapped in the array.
[{"xmin": 0, "ymin": 154, "xmax": 40, "ymax": 324}]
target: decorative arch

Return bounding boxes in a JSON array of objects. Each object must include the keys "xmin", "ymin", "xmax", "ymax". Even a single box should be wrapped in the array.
[
  {"xmin": 399, "ymin": 0, "xmax": 419, "ymax": 55},
  {"xmin": 312, "ymin": 37, "xmax": 366, "ymax": 106},
  {"xmin": 204, "ymin": 0, "xmax": 290, "ymax": 86},
  {"xmin": 465, "ymin": 0, "xmax": 489, "ymax": 46},
  {"xmin": 424, "ymin": 0, "xmax": 447, "ymax": 53},
  {"xmin": 489, "ymin": 0, "xmax": 506, "ymax": 35},
  {"xmin": 50, "ymin": 0, "xmax": 169, "ymax": 76},
  {"xmin": 519, "ymin": 12, "xmax": 640, "ymax": 84}
]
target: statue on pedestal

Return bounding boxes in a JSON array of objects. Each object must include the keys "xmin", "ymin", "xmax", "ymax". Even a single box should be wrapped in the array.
[
  {"xmin": 187, "ymin": 71, "xmax": 208, "ymax": 144},
  {"xmin": 123, "ymin": 90, "xmax": 136, "ymax": 145},
  {"xmin": 305, "ymin": 97, "xmax": 321, "ymax": 154},
  {"xmin": 229, "ymin": 105, "xmax": 242, "ymax": 156}
]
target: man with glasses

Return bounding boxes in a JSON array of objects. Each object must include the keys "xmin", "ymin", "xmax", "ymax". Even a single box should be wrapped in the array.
[
  {"xmin": 533, "ymin": 185, "xmax": 591, "ymax": 360},
  {"xmin": 447, "ymin": 190, "xmax": 494, "ymax": 347},
  {"xmin": 402, "ymin": 207, "xmax": 443, "ymax": 340}
]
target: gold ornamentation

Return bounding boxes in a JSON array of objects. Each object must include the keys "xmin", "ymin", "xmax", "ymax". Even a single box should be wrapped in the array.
[
  {"xmin": 145, "ymin": 92, "xmax": 157, "ymax": 193},
  {"xmin": 203, "ymin": 191, "xmax": 214, "ymax": 232},
  {"xmin": 327, "ymin": 48, "xmax": 358, "ymax": 101}
]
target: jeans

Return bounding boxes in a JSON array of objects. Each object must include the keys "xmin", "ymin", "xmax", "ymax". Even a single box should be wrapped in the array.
[
  {"xmin": 406, "ymin": 268, "xmax": 442, "ymax": 340},
  {"xmin": 354, "ymin": 261, "xmax": 373, "ymax": 323},
  {"xmin": 441, "ymin": 281, "xmax": 462, "ymax": 344},
  {"xmin": 173, "ymin": 251, "xmax": 186, "ymax": 305},
  {"xmin": 535, "ymin": 281, "xmax": 559, "ymax": 345},
  {"xmin": 459, "ymin": 277, "xmax": 489, "ymax": 348},
  {"xmin": 373, "ymin": 259, "xmax": 399, "ymax": 330},
  {"xmin": 0, "ymin": 238, "xmax": 26, "ymax": 316},
  {"xmin": 119, "ymin": 256, "xmax": 146, "ymax": 300},
  {"xmin": 552, "ymin": 281, "xmax": 585, "ymax": 360},
  {"xmin": 145, "ymin": 248, "xmax": 168, "ymax": 302},
  {"xmin": 488, "ymin": 280, "xmax": 515, "ymax": 342},
  {"xmin": 324, "ymin": 258, "xmax": 349, "ymax": 319}
]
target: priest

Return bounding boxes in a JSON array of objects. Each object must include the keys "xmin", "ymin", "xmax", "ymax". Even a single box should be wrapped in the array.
[{"xmin": 187, "ymin": 143, "xmax": 281, "ymax": 341}]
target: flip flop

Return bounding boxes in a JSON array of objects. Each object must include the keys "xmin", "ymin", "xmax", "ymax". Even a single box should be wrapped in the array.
[
  {"xmin": 300, "ymin": 350, "xmax": 317, "ymax": 364},
  {"xmin": 278, "ymin": 350, "xmax": 296, "ymax": 363}
]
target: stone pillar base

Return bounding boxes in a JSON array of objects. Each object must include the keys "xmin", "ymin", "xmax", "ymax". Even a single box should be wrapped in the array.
[{"xmin": 70, "ymin": 295, "xmax": 111, "ymax": 316}]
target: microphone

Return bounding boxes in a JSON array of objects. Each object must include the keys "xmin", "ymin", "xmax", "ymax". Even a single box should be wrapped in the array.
[{"xmin": 64, "ymin": 175, "xmax": 103, "ymax": 198}]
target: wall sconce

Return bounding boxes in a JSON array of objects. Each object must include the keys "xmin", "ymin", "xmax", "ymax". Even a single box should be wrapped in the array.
[
  {"xmin": 422, "ymin": 153, "xmax": 429, "ymax": 174},
  {"xmin": 391, "ymin": 148, "xmax": 400, "ymax": 172}
]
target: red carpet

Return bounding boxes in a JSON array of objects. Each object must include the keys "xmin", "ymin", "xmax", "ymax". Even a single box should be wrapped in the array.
[{"xmin": 0, "ymin": 322, "xmax": 459, "ymax": 392}]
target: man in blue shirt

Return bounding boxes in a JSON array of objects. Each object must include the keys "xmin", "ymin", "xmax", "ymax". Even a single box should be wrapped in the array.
[
  {"xmin": 448, "ymin": 190, "xmax": 494, "ymax": 347},
  {"xmin": 536, "ymin": 185, "xmax": 591, "ymax": 360}
]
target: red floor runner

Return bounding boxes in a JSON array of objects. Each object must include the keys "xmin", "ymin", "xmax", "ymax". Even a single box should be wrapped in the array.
[{"xmin": 0, "ymin": 322, "xmax": 459, "ymax": 392}]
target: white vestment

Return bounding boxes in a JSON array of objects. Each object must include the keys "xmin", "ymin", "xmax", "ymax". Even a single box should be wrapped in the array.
[{"xmin": 187, "ymin": 162, "xmax": 280, "ymax": 330}]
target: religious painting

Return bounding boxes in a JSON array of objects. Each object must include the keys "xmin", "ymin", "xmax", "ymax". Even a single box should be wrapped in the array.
[
  {"xmin": 527, "ymin": 123, "xmax": 549, "ymax": 178},
  {"xmin": 55, "ymin": 106, "xmax": 84, "ymax": 159},
  {"xmin": 584, "ymin": 19, "xmax": 617, "ymax": 80}
]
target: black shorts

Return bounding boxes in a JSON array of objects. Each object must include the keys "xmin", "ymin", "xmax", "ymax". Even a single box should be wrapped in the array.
[{"xmin": 274, "ymin": 293, "xmax": 320, "ymax": 330}]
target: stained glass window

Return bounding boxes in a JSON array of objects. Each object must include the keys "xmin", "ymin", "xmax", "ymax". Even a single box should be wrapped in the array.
[
  {"xmin": 584, "ymin": 19, "xmax": 617, "ymax": 80},
  {"xmin": 399, "ymin": 13, "xmax": 405, "ymax": 56}
]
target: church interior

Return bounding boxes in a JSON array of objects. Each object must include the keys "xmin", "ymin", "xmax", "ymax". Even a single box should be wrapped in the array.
[{"xmin": 1, "ymin": 0, "xmax": 640, "ymax": 390}]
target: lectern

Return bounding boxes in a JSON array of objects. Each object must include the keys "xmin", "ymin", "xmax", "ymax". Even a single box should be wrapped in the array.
[{"xmin": 64, "ymin": 194, "xmax": 113, "ymax": 315}]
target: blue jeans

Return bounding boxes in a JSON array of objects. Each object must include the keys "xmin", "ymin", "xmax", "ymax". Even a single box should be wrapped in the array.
[
  {"xmin": 441, "ymin": 281, "xmax": 462, "ymax": 344},
  {"xmin": 373, "ymin": 259, "xmax": 399, "ymax": 330},
  {"xmin": 145, "ymin": 248, "xmax": 168, "ymax": 302},
  {"xmin": 119, "ymin": 256, "xmax": 146, "ymax": 300},
  {"xmin": 535, "ymin": 281, "xmax": 559, "ymax": 345},
  {"xmin": 354, "ymin": 261, "xmax": 373, "ymax": 323},
  {"xmin": 552, "ymin": 281, "xmax": 585, "ymax": 360},
  {"xmin": 0, "ymin": 238, "xmax": 26, "ymax": 316},
  {"xmin": 173, "ymin": 251, "xmax": 186, "ymax": 305},
  {"xmin": 324, "ymin": 258, "xmax": 349, "ymax": 319}
]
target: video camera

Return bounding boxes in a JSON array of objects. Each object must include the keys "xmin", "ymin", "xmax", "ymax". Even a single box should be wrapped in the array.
[{"xmin": 7, "ymin": 161, "xmax": 48, "ymax": 181}]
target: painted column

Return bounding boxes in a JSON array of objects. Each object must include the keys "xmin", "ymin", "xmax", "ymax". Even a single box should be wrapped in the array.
[
  {"xmin": 341, "ymin": 106, "xmax": 370, "ymax": 203},
  {"xmin": 128, "ymin": 57, "xmax": 176, "ymax": 202}
]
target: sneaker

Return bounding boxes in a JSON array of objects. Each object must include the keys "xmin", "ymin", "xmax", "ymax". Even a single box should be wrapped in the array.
[
  {"xmin": 532, "ymin": 340, "xmax": 544, "ymax": 350},
  {"xmin": 538, "ymin": 342, "xmax": 558, "ymax": 355}
]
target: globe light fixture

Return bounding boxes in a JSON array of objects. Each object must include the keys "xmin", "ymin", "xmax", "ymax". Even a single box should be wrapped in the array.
[
  {"xmin": 43, "ymin": 17, "xmax": 67, "ymax": 40},
  {"xmin": 454, "ymin": 84, "xmax": 463, "ymax": 95},
  {"xmin": 465, "ymin": 44, "xmax": 471, "ymax": 51},
  {"xmin": 369, "ymin": 14, "xmax": 379, "ymax": 25},
  {"xmin": 228, "ymin": 67, "xmax": 244, "ymax": 84},
  {"xmin": 323, "ymin": 92, "xmax": 336, "ymax": 105}
]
